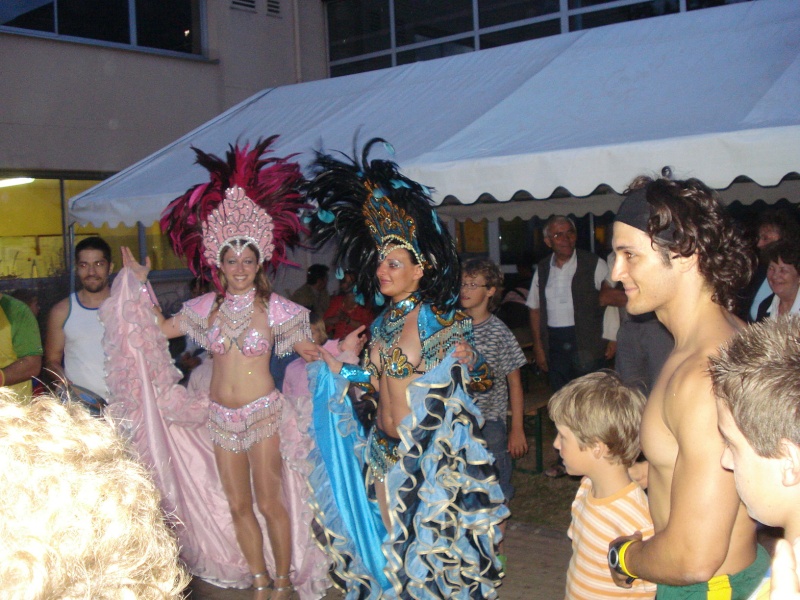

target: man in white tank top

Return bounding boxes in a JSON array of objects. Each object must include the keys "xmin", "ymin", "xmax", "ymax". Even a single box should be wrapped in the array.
[{"xmin": 44, "ymin": 237, "xmax": 113, "ymax": 399}]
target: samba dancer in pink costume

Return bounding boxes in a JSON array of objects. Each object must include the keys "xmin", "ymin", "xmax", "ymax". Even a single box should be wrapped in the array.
[{"xmin": 104, "ymin": 138, "xmax": 330, "ymax": 599}]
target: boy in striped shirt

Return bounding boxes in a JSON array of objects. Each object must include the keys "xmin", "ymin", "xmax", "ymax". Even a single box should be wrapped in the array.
[{"xmin": 549, "ymin": 370, "xmax": 656, "ymax": 599}]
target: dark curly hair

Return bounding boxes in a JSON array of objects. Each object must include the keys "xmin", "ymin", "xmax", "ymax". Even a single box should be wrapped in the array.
[
  {"xmin": 626, "ymin": 174, "xmax": 755, "ymax": 313},
  {"xmin": 758, "ymin": 208, "xmax": 800, "ymax": 242}
]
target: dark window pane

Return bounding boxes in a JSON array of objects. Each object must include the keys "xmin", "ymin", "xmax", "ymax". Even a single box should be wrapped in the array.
[
  {"xmin": 136, "ymin": 0, "xmax": 200, "ymax": 53},
  {"xmin": 396, "ymin": 37, "xmax": 473, "ymax": 65},
  {"xmin": 59, "ymin": 0, "xmax": 129, "ymax": 44},
  {"xmin": 330, "ymin": 54, "xmax": 392, "ymax": 77},
  {"xmin": 327, "ymin": 0, "xmax": 390, "ymax": 62},
  {"xmin": 687, "ymin": 0, "xmax": 751, "ymax": 9},
  {"xmin": 0, "ymin": 0, "xmax": 55, "ymax": 33},
  {"xmin": 395, "ymin": 0, "xmax": 473, "ymax": 46},
  {"xmin": 569, "ymin": 1, "xmax": 678, "ymax": 31},
  {"xmin": 478, "ymin": 0, "xmax": 559, "ymax": 28},
  {"xmin": 568, "ymin": 0, "xmax": 616, "ymax": 9},
  {"xmin": 480, "ymin": 20, "xmax": 560, "ymax": 49}
]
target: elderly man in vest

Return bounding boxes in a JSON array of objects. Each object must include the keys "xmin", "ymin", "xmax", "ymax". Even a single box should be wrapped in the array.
[{"xmin": 527, "ymin": 215, "xmax": 614, "ymax": 475}]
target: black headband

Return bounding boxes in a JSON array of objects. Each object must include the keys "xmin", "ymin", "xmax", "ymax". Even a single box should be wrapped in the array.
[{"xmin": 615, "ymin": 188, "xmax": 675, "ymax": 243}]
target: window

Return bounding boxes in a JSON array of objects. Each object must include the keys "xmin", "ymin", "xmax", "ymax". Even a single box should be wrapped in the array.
[
  {"xmin": 396, "ymin": 37, "xmax": 473, "ymax": 65},
  {"xmin": 394, "ymin": 0, "xmax": 473, "ymax": 46},
  {"xmin": 478, "ymin": 0, "xmax": 559, "ymax": 28},
  {"xmin": 480, "ymin": 20, "xmax": 559, "ymax": 49},
  {"xmin": 0, "ymin": 176, "xmax": 185, "ymax": 280},
  {"xmin": 1, "ymin": 0, "xmax": 203, "ymax": 55},
  {"xmin": 326, "ymin": 0, "xmax": 750, "ymax": 75},
  {"xmin": 327, "ymin": 0, "xmax": 391, "ymax": 62},
  {"xmin": 569, "ymin": 1, "xmax": 679, "ymax": 31}
]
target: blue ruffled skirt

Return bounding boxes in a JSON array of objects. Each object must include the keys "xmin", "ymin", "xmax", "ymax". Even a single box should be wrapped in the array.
[{"xmin": 307, "ymin": 355, "xmax": 509, "ymax": 599}]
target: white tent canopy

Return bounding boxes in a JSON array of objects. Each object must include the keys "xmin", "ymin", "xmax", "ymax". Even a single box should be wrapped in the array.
[{"xmin": 70, "ymin": 0, "xmax": 800, "ymax": 228}]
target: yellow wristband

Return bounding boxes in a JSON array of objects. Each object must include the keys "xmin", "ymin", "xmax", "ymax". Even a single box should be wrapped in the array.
[{"xmin": 618, "ymin": 541, "xmax": 638, "ymax": 580}]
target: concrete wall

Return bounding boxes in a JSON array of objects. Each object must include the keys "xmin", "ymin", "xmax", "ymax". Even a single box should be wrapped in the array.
[{"xmin": 0, "ymin": 0, "xmax": 328, "ymax": 174}]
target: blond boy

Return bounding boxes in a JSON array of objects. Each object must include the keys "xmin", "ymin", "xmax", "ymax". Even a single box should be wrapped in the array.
[
  {"xmin": 709, "ymin": 315, "xmax": 800, "ymax": 600},
  {"xmin": 549, "ymin": 370, "xmax": 656, "ymax": 599}
]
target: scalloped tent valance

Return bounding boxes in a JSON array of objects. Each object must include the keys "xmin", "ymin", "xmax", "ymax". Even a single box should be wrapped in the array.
[{"xmin": 70, "ymin": 0, "xmax": 800, "ymax": 228}]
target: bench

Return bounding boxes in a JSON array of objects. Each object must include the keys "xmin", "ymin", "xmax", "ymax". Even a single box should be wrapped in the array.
[{"xmin": 509, "ymin": 396, "xmax": 550, "ymax": 475}]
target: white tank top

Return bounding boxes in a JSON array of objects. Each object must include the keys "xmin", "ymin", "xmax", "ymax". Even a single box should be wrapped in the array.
[{"xmin": 63, "ymin": 293, "xmax": 108, "ymax": 398}]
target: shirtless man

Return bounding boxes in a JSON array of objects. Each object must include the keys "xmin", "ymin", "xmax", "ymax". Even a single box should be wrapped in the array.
[{"xmin": 606, "ymin": 175, "xmax": 767, "ymax": 598}]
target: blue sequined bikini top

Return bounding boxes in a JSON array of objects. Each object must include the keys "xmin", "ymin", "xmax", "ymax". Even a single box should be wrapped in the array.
[{"xmin": 366, "ymin": 294, "xmax": 471, "ymax": 380}]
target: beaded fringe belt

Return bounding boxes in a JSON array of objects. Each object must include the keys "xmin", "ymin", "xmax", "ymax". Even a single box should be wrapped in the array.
[{"xmin": 207, "ymin": 390, "xmax": 283, "ymax": 453}]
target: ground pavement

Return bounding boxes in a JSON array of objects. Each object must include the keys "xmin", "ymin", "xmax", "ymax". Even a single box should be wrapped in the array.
[{"xmin": 187, "ymin": 520, "xmax": 572, "ymax": 599}]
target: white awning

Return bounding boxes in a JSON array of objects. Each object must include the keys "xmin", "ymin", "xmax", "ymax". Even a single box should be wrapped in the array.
[{"xmin": 70, "ymin": 0, "xmax": 800, "ymax": 227}]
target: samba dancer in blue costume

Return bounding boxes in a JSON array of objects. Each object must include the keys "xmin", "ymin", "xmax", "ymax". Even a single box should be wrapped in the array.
[{"xmin": 306, "ymin": 139, "xmax": 509, "ymax": 599}]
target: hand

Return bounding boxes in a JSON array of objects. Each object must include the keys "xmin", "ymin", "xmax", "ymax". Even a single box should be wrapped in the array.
[
  {"xmin": 534, "ymin": 346, "xmax": 548, "ymax": 372},
  {"xmin": 340, "ymin": 325, "xmax": 367, "ymax": 355},
  {"xmin": 318, "ymin": 345, "xmax": 344, "ymax": 374},
  {"xmin": 453, "ymin": 340, "xmax": 477, "ymax": 369},
  {"xmin": 772, "ymin": 537, "xmax": 800, "ymax": 600},
  {"xmin": 294, "ymin": 339, "xmax": 319, "ymax": 363},
  {"xmin": 608, "ymin": 532, "xmax": 643, "ymax": 588},
  {"xmin": 508, "ymin": 428, "xmax": 529, "ymax": 459},
  {"xmin": 121, "ymin": 246, "xmax": 151, "ymax": 283},
  {"xmin": 605, "ymin": 340, "xmax": 617, "ymax": 360}
]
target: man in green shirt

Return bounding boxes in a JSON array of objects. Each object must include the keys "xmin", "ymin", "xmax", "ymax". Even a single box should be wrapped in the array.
[{"xmin": 0, "ymin": 292, "xmax": 43, "ymax": 400}]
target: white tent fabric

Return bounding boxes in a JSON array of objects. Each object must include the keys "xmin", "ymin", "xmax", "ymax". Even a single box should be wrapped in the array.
[{"xmin": 70, "ymin": 0, "xmax": 800, "ymax": 227}]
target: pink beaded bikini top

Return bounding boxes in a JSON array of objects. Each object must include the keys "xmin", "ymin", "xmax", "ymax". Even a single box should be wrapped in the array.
[
  {"xmin": 179, "ymin": 290, "xmax": 312, "ymax": 359},
  {"xmin": 206, "ymin": 324, "xmax": 271, "ymax": 357}
]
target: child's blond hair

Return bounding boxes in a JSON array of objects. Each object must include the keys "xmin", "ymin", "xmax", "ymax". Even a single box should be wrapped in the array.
[{"xmin": 548, "ymin": 370, "xmax": 646, "ymax": 467}]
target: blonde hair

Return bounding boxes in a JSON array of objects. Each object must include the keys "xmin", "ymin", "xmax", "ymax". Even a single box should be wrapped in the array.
[
  {"xmin": 0, "ymin": 390, "xmax": 190, "ymax": 599},
  {"xmin": 548, "ymin": 370, "xmax": 646, "ymax": 467},
  {"xmin": 709, "ymin": 315, "xmax": 800, "ymax": 458}
]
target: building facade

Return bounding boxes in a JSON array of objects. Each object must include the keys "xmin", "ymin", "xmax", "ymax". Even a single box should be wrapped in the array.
[{"xmin": 0, "ymin": 0, "xmax": 327, "ymax": 280}]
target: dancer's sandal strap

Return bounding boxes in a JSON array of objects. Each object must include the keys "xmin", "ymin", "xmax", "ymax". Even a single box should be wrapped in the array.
[
  {"xmin": 252, "ymin": 572, "xmax": 272, "ymax": 591},
  {"xmin": 272, "ymin": 574, "xmax": 294, "ymax": 594}
]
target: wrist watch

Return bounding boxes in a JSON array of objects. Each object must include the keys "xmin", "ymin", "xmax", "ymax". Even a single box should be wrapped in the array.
[{"xmin": 608, "ymin": 539, "xmax": 637, "ymax": 583}]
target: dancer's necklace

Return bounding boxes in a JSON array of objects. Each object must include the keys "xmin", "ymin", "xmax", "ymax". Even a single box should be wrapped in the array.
[
  {"xmin": 380, "ymin": 292, "xmax": 420, "ymax": 344},
  {"xmin": 218, "ymin": 287, "xmax": 256, "ymax": 340}
]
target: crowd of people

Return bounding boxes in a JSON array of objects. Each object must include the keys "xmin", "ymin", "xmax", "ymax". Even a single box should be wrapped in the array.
[{"xmin": 1, "ymin": 135, "xmax": 799, "ymax": 600}]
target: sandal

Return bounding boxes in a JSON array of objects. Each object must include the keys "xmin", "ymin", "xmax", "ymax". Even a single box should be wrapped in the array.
[
  {"xmin": 271, "ymin": 574, "xmax": 295, "ymax": 599},
  {"xmin": 252, "ymin": 571, "xmax": 272, "ymax": 592}
]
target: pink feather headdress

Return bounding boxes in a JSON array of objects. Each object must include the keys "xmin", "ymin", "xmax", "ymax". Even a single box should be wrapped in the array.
[{"xmin": 160, "ymin": 136, "xmax": 307, "ymax": 289}]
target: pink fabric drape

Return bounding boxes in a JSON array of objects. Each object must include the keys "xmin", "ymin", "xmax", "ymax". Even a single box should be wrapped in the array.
[{"xmin": 101, "ymin": 269, "xmax": 330, "ymax": 597}]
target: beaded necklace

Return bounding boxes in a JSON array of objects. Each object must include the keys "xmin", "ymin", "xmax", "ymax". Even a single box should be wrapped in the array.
[
  {"xmin": 379, "ymin": 293, "xmax": 421, "ymax": 346},
  {"xmin": 218, "ymin": 287, "xmax": 256, "ymax": 341}
]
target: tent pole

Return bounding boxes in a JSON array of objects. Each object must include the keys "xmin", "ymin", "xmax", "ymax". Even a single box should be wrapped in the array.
[
  {"xmin": 68, "ymin": 222, "xmax": 75, "ymax": 296},
  {"xmin": 488, "ymin": 219, "xmax": 500, "ymax": 264},
  {"xmin": 137, "ymin": 222, "xmax": 147, "ymax": 264},
  {"xmin": 589, "ymin": 213, "xmax": 595, "ymax": 254}
]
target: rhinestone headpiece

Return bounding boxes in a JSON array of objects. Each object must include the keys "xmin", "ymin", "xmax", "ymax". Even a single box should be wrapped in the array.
[
  {"xmin": 362, "ymin": 182, "xmax": 427, "ymax": 267},
  {"xmin": 160, "ymin": 137, "xmax": 306, "ymax": 291},
  {"xmin": 202, "ymin": 186, "xmax": 276, "ymax": 267}
]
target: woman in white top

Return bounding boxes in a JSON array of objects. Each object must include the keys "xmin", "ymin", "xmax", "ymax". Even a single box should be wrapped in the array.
[{"xmin": 757, "ymin": 240, "xmax": 800, "ymax": 320}]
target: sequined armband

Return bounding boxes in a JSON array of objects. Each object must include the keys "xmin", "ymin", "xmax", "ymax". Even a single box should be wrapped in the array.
[{"xmin": 339, "ymin": 364, "xmax": 371, "ymax": 384}]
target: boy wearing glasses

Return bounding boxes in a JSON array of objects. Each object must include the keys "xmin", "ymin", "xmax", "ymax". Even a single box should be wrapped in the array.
[{"xmin": 460, "ymin": 258, "xmax": 528, "ymax": 563}]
